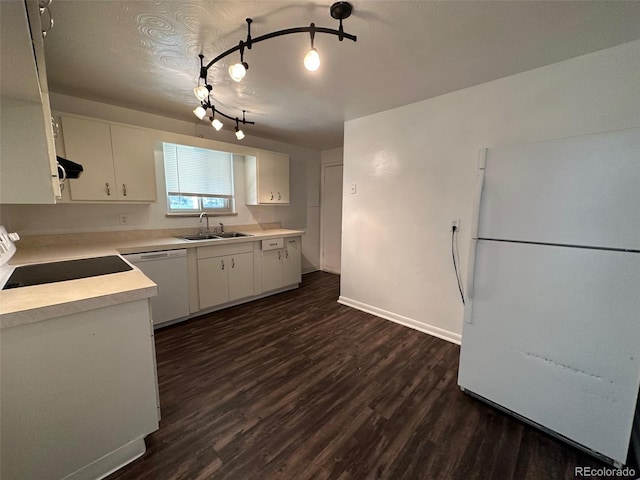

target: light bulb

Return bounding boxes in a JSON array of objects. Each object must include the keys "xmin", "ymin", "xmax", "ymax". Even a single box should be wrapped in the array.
[
  {"xmin": 193, "ymin": 105, "xmax": 207, "ymax": 120},
  {"xmin": 193, "ymin": 85, "xmax": 209, "ymax": 101},
  {"xmin": 229, "ymin": 62, "xmax": 247, "ymax": 82},
  {"xmin": 235, "ymin": 128, "xmax": 245, "ymax": 140},
  {"xmin": 304, "ymin": 48, "xmax": 320, "ymax": 71},
  {"xmin": 211, "ymin": 118, "xmax": 223, "ymax": 131}
]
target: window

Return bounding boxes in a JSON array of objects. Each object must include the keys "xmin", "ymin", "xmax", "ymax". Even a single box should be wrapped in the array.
[{"xmin": 163, "ymin": 143, "xmax": 234, "ymax": 214}]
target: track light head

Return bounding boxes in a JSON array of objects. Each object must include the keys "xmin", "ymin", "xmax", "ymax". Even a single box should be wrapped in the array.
[
  {"xmin": 211, "ymin": 117, "xmax": 223, "ymax": 131},
  {"xmin": 193, "ymin": 84, "xmax": 212, "ymax": 101},
  {"xmin": 229, "ymin": 62, "xmax": 248, "ymax": 82},
  {"xmin": 304, "ymin": 48, "xmax": 320, "ymax": 71},
  {"xmin": 235, "ymin": 118, "xmax": 245, "ymax": 140},
  {"xmin": 193, "ymin": 105, "xmax": 207, "ymax": 120}
]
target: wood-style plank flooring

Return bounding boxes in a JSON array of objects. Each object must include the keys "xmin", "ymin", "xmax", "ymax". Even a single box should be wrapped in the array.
[{"xmin": 108, "ymin": 272, "xmax": 619, "ymax": 480}]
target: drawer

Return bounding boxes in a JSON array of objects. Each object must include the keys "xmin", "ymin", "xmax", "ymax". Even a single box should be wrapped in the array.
[
  {"xmin": 261, "ymin": 238, "xmax": 284, "ymax": 251},
  {"xmin": 197, "ymin": 242, "xmax": 253, "ymax": 259},
  {"xmin": 284, "ymin": 237, "xmax": 300, "ymax": 247}
]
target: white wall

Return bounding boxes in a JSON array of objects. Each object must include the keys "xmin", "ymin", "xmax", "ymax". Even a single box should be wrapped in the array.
[
  {"xmin": 0, "ymin": 93, "xmax": 322, "ymax": 271},
  {"xmin": 340, "ymin": 39, "xmax": 640, "ymax": 344}
]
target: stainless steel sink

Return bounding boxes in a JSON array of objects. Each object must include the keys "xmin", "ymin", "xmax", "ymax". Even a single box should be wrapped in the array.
[
  {"xmin": 176, "ymin": 232, "xmax": 252, "ymax": 241},
  {"xmin": 217, "ymin": 232, "xmax": 252, "ymax": 238},
  {"xmin": 177, "ymin": 234, "xmax": 221, "ymax": 241}
]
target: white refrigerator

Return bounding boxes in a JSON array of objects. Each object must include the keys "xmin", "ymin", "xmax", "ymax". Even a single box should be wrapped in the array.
[{"xmin": 458, "ymin": 127, "xmax": 640, "ymax": 467}]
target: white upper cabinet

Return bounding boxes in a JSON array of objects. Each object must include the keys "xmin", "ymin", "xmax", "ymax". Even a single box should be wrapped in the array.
[
  {"xmin": 245, "ymin": 150, "xmax": 290, "ymax": 205},
  {"xmin": 0, "ymin": 0, "xmax": 61, "ymax": 204},
  {"xmin": 61, "ymin": 116, "xmax": 156, "ymax": 202}
]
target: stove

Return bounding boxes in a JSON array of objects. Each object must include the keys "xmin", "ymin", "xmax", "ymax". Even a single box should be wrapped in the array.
[
  {"xmin": 3, "ymin": 256, "xmax": 132, "ymax": 289},
  {"xmin": 0, "ymin": 226, "xmax": 132, "ymax": 290}
]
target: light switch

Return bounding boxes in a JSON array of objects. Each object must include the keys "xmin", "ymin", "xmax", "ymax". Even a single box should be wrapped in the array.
[{"xmin": 350, "ymin": 183, "xmax": 357, "ymax": 194}]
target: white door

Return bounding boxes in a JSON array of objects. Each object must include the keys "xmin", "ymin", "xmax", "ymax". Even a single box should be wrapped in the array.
[{"xmin": 321, "ymin": 164, "xmax": 343, "ymax": 273}]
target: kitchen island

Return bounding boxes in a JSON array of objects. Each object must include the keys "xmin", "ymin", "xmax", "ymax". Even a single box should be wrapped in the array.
[{"xmin": 1, "ymin": 262, "xmax": 159, "ymax": 480}]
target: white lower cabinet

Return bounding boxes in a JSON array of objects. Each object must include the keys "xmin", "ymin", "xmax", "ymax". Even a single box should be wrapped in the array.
[
  {"xmin": 197, "ymin": 243, "xmax": 254, "ymax": 310},
  {"xmin": 260, "ymin": 237, "xmax": 302, "ymax": 292}
]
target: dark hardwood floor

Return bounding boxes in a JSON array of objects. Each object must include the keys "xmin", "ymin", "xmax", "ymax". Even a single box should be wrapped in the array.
[{"xmin": 108, "ymin": 271, "xmax": 621, "ymax": 480}]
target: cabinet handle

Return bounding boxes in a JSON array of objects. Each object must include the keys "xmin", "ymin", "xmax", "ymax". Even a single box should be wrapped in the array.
[
  {"xmin": 122, "ymin": 184, "xmax": 127, "ymax": 196},
  {"xmin": 278, "ymin": 251, "xmax": 281, "ymax": 260},
  {"xmin": 270, "ymin": 192, "xmax": 274, "ymax": 200},
  {"xmin": 221, "ymin": 259, "xmax": 225, "ymax": 270},
  {"xmin": 232, "ymin": 257, "xmax": 235, "ymax": 268},
  {"xmin": 105, "ymin": 183, "xmax": 111, "ymax": 196},
  {"xmin": 285, "ymin": 249, "xmax": 289, "ymax": 258},
  {"xmin": 278, "ymin": 192, "xmax": 281, "ymax": 200}
]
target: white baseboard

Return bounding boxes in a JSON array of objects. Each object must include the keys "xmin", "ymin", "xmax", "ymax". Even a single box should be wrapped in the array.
[
  {"xmin": 63, "ymin": 437, "xmax": 146, "ymax": 480},
  {"xmin": 337, "ymin": 296, "xmax": 461, "ymax": 345}
]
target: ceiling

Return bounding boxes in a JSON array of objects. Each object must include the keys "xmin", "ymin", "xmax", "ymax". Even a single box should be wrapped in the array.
[{"xmin": 43, "ymin": 1, "xmax": 640, "ymax": 151}]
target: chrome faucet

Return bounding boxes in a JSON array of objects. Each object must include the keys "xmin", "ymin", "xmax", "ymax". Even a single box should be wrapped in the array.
[
  {"xmin": 218, "ymin": 222, "xmax": 224, "ymax": 234},
  {"xmin": 199, "ymin": 212, "xmax": 210, "ymax": 235}
]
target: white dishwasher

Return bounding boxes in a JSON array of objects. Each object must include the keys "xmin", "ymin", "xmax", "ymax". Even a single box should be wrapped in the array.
[{"xmin": 123, "ymin": 249, "xmax": 189, "ymax": 327}]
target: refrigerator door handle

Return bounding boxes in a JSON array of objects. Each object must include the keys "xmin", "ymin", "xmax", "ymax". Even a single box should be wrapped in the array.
[{"xmin": 464, "ymin": 149, "xmax": 487, "ymax": 323}]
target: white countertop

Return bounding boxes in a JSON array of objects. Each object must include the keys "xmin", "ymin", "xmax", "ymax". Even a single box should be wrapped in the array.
[{"xmin": 1, "ymin": 228, "xmax": 304, "ymax": 328}]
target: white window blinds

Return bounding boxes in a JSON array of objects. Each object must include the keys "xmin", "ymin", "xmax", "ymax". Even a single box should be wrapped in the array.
[{"xmin": 163, "ymin": 143, "xmax": 233, "ymax": 197}]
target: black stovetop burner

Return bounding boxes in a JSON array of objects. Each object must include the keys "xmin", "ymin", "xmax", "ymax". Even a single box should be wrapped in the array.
[{"xmin": 2, "ymin": 255, "xmax": 132, "ymax": 290}]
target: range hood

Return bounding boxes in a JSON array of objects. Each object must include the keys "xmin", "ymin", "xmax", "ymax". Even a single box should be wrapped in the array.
[{"xmin": 56, "ymin": 156, "xmax": 83, "ymax": 179}]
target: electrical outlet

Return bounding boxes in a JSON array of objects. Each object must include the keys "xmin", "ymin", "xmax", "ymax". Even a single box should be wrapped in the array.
[
  {"xmin": 119, "ymin": 214, "xmax": 128, "ymax": 225},
  {"xmin": 451, "ymin": 219, "xmax": 460, "ymax": 231}
]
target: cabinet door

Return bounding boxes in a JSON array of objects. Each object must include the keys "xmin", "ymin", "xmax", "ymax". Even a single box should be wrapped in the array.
[
  {"xmin": 197, "ymin": 257, "xmax": 229, "ymax": 309},
  {"xmin": 256, "ymin": 151, "xmax": 289, "ymax": 204},
  {"xmin": 228, "ymin": 252, "xmax": 254, "ymax": 301},
  {"xmin": 257, "ymin": 151, "xmax": 278, "ymax": 204},
  {"xmin": 261, "ymin": 249, "xmax": 283, "ymax": 292},
  {"xmin": 0, "ymin": 0, "xmax": 60, "ymax": 204},
  {"xmin": 283, "ymin": 238, "xmax": 302, "ymax": 286},
  {"xmin": 110, "ymin": 125, "xmax": 156, "ymax": 202},
  {"xmin": 63, "ymin": 116, "xmax": 117, "ymax": 201},
  {"xmin": 271, "ymin": 153, "xmax": 290, "ymax": 204}
]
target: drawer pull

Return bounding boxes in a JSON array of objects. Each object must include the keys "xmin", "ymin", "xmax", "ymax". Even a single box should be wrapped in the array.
[{"xmin": 105, "ymin": 182, "xmax": 111, "ymax": 196}]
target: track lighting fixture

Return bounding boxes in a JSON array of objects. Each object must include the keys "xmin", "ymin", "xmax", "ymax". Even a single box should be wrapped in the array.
[
  {"xmin": 235, "ymin": 112, "xmax": 247, "ymax": 140},
  {"xmin": 191, "ymin": 2, "xmax": 356, "ymax": 140},
  {"xmin": 235, "ymin": 126, "xmax": 245, "ymax": 140},
  {"xmin": 304, "ymin": 23, "xmax": 320, "ymax": 71},
  {"xmin": 229, "ymin": 40, "xmax": 249, "ymax": 82},
  {"xmin": 192, "ymin": 105, "xmax": 207, "ymax": 120},
  {"xmin": 211, "ymin": 117, "xmax": 223, "ymax": 131},
  {"xmin": 193, "ymin": 84, "xmax": 211, "ymax": 101}
]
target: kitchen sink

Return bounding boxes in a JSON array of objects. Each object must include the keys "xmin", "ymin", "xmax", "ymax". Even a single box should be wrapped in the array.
[
  {"xmin": 216, "ymin": 232, "xmax": 252, "ymax": 238},
  {"xmin": 176, "ymin": 232, "xmax": 252, "ymax": 241},
  {"xmin": 177, "ymin": 234, "xmax": 221, "ymax": 241}
]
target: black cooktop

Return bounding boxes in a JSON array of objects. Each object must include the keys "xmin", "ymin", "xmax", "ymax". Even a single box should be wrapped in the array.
[{"xmin": 2, "ymin": 255, "xmax": 132, "ymax": 290}]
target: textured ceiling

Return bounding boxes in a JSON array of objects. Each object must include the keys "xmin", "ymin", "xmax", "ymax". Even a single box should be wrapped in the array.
[{"xmin": 43, "ymin": 1, "xmax": 640, "ymax": 150}]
